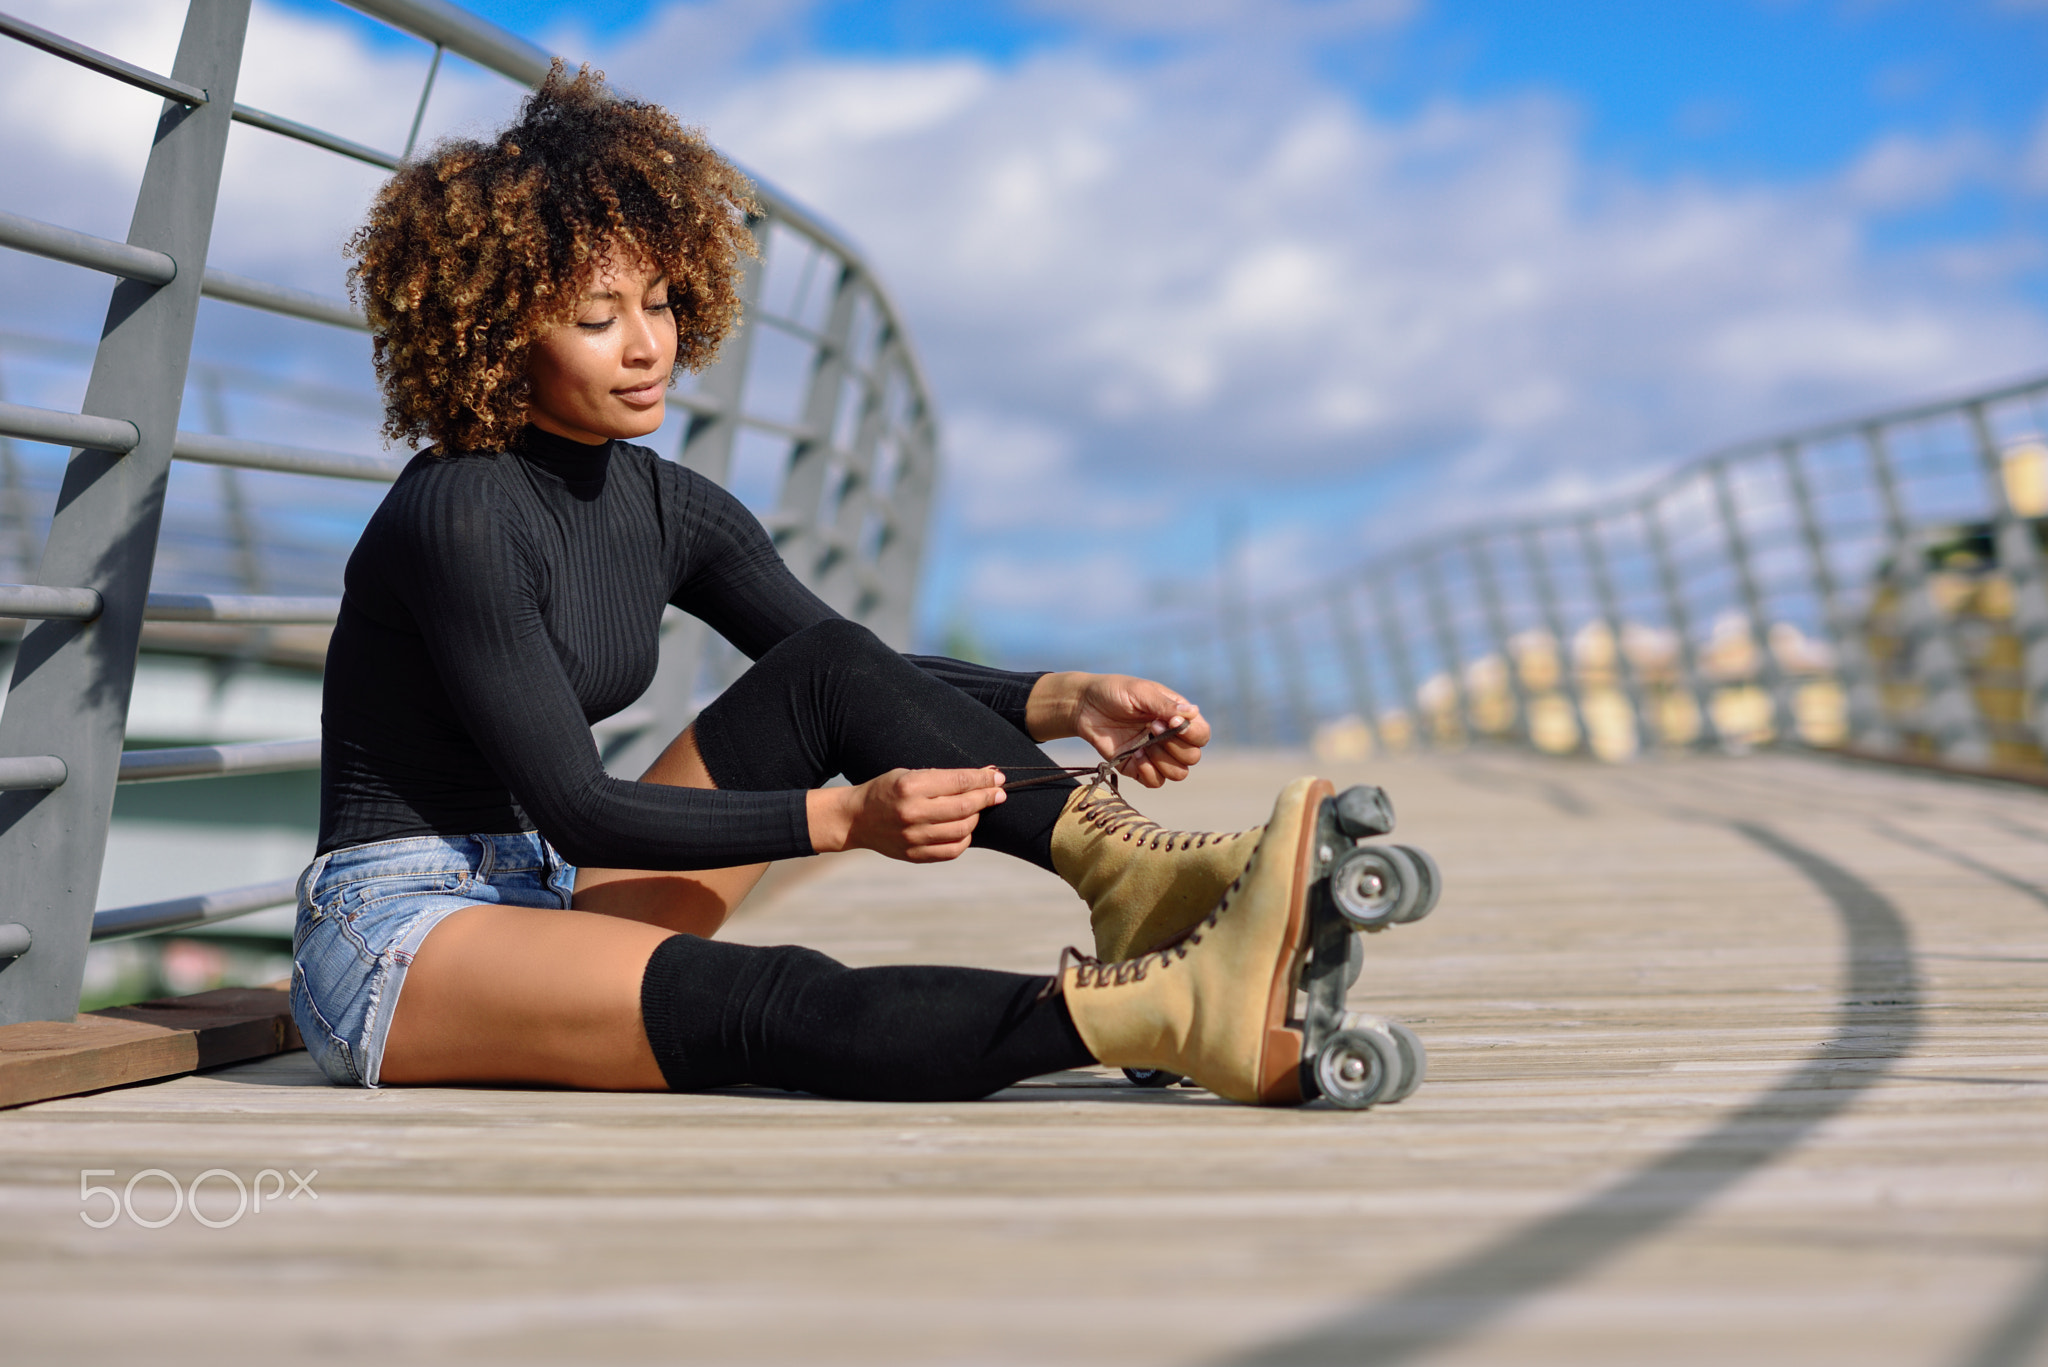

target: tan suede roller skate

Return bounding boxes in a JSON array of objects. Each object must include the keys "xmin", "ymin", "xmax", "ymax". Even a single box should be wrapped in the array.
[
  {"xmin": 1056, "ymin": 777, "xmax": 1440, "ymax": 1109},
  {"xmin": 1052, "ymin": 783, "xmax": 1264, "ymax": 962}
]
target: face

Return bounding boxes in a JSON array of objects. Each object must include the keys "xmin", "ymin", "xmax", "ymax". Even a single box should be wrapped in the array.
[{"xmin": 524, "ymin": 253, "xmax": 677, "ymax": 445}]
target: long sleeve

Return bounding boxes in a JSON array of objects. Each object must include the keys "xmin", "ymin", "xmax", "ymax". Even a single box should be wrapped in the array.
[
  {"xmin": 671, "ymin": 471, "xmax": 1045, "ymax": 732},
  {"xmin": 380, "ymin": 474, "xmax": 813, "ymax": 871}
]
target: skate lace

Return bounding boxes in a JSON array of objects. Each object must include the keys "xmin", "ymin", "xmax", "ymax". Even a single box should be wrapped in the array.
[
  {"xmin": 999, "ymin": 720, "xmax": 1194, "ymax": 797},
  {"xmin": 1068, "ymin": 787, "xmax": 1245, "ymax": 852}
]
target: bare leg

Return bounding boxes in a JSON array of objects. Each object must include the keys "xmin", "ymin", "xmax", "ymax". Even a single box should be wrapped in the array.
[
  {"xmin": 571, "ymin": 725, "xmax": 769, "ymax": 936},
  {"xmin": 380, "ymin": 904, "xmax": 671, "ymax": 1088},
  {"xmin": 381, "ymin": 726, "xmax": 777, "ymax": 1088}
]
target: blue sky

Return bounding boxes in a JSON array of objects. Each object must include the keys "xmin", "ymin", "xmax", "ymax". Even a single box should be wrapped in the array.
[
  {"xmin": 454, "ymin": 0, "xmax": 2048, "ymax": 192},
  {"xmin": 9, "ymin": 0, "xmax": 2048, "ymax": 663}
]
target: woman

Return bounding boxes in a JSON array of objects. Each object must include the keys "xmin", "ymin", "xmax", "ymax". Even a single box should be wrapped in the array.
[{"xmin": 295, "ymin": 66, "xmax": 1335, "ymax": 1105}]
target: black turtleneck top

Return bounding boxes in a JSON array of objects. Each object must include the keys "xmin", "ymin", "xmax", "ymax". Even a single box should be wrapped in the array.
[{"xmin": 318, "ymin": 428, "xmax": 1042, "ymax": 870}]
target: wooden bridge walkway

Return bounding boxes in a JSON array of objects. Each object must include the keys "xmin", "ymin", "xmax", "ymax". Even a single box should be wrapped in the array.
[{"xmin": 2, "ymin": 751, "xmax": 2045, "ymax": 1366}]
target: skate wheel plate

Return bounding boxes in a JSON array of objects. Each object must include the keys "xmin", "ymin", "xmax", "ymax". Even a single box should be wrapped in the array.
[{"xmin": 1332, "ymin": 784, "xmax": 1396, "ymax": 839}]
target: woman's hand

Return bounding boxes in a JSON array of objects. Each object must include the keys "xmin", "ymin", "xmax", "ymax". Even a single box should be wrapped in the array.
[
  {"xmin": 806, "ymin": 767, "xmax": 1007, "ymax": 863},
  {"xmin": 1028, "ymin": 672, "xmax": 1210, "ymax": 789}
]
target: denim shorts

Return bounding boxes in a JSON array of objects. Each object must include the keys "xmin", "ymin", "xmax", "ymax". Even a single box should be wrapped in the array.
[{"xmin": 290, "ymin": 832, "xmax": 577, "ymax": 1088}]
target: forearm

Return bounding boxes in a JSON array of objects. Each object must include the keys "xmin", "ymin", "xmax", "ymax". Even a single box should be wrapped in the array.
[
  {"xmin": 1024, "ymin": 671, "xmax": 1090, "ymax": 742},
  {"xmin": 805, "ymin": 785, "xmax": 855, "ymax": 854}
]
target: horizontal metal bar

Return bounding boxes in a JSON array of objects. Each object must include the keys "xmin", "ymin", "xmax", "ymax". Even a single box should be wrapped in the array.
[
  {"xmin": 118, "ymin": 737, "xmax": 321, "ymax": 784},
  {"xmin": 664, "ymin": 391, "xmax": 721, "ymax": 418},
  {"xmin": 92, "ymin": 877, "xmax": 298, "ymax": 943},
  {"xmin": 202, "ymin": 268, "xmax": 368, "ymax": 331},
  {"xmin": 0, "ymin": 755, "xmax": 66, "ymax": 791},
  {"xmin": 0, "ymin": 923, "xmax": 28, "ymax": 958},
  {"xmin": 0, "ymin": 207, "xmax": 176, "ymax": 285},
  {"xmin": 231, "ymin": 102, "xmax": 401, "ymax": 170},
  {"xmin": 0, "ymin": 583, "xmax": 102, "ymax": 620},
  {"xmin": 0, "ymin": 12, "xmax": 208, "ymax": 105},
  {"xmin": 742, "ymin": 414, "xmax": 823, "ymax": 447},
  {"xmin": 0, "ymin": 399, "xmax": 138, "ymax": 452},
  {"xmin": 340, "ymin": 0, "xmax": 551, "ymax": 86},
  {"xmin": 172, "ymin": 431, "xmax": 403, "ymax": 482},
  {"xmin": 143, "ymin": 592, "xmax": 340, "ymax": 624}
]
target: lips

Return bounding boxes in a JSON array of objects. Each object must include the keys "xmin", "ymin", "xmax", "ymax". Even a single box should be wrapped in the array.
[{"xmin": 613, "ymin": 380, "xmax": 665, "ymax": 405}]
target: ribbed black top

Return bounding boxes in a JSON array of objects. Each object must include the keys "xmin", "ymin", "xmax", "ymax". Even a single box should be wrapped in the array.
[{"xmin": 318, "ymin": 427, "xmax": 1041, "ymax": 870}]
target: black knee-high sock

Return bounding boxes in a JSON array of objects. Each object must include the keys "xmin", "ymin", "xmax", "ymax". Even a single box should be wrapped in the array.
[
  {"xmin": 691, "ymin": 619, "xmax": 1075, "ymax": 870},
  {"xmin": 640, "ymin": 933, "xmax": 1096, "ymax": 1101}
]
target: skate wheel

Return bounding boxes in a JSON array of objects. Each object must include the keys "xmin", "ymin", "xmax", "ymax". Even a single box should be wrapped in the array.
[
  {"xmin": 1339, "ymin": 1012, "xmax": 1427, "ymax": 1103},
  {"xmin": 1328, "ymin": 845, "xmax": 1421, "ymax": 929},
  {"xmin": 1123, "ymin": 1068, "xmax": 1183, "ymax": 1089},
  {"xmin": 1385, "ymin": 1020, "xmax": 1428, "ymax": 1102},
  {"xmin": 1332, "ymin": 785, "xmax": 1395, "ymax": 839},
  {"xmin": 1385, "ymin": 844, "xmax": 1442, "ymax": 923},
  {"xmin": 1313, "ymin": 1029, "xmax": 1399, "ymax": 1109}
]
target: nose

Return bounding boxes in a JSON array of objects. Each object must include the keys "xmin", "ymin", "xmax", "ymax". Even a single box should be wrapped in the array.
[{"xmin": 621, "ymin": 308, "xmax": 661, "ymax": 367}]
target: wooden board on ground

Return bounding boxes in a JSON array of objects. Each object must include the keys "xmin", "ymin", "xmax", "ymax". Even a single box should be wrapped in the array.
[
  {"xmin": 0, "ymin": 751, "xmax": 2044, "ymax": 1366},
  {"xmin": 0, "ymin": 985, "xmax": 299, "ymax": 1110}
]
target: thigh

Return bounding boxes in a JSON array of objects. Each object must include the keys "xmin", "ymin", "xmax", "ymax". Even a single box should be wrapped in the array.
[
  {"xmin": 572, "ymin": 724, "xmax": 770, "ymax": 935},
  {"xmin": 380, "ymin": 903, "xmax": 675, "ymax": 1089}
]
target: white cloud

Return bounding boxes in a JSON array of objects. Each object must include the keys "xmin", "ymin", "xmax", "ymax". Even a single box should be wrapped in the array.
[
  {"xmin": 1840, "ymin": 130, "xmax": 1997, "ymax": 210},
  {"xmin": 655, "ymin": 37, "xmax": 2045, "ymax": 643},
  {"xmin": 4, "ymin": 0, "xmax": 2043, "ymax": 655}
]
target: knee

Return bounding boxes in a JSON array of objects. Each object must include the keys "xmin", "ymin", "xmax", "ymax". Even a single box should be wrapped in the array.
[{"xmin": 774, "ymin": 618, "xmax": 895, "ymax": 677}]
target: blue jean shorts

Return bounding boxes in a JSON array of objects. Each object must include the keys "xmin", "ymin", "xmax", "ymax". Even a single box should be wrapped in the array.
[{"xmin": 290, "ymin": 832, "xmax": 577, "ymax": 1088}]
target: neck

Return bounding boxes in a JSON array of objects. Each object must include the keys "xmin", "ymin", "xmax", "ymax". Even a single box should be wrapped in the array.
[{"xmin": 517, "ymin": 423, "xmax": 613, "ymax": 486}]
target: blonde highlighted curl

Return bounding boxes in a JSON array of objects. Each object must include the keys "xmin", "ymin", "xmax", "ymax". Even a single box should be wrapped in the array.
[{"xmin": 347, "ymin": 62, "xmax": 759, "ymax": 454}]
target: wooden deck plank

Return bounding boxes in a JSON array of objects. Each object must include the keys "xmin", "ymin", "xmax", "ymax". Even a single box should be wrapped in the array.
[
  {"xmin": 0, "ymin": 751, "xmax": 2043, "ymax": 1365},
  {"xmin": 0, "ymin": 985, "xmax": 299, "ymax": 1109}
]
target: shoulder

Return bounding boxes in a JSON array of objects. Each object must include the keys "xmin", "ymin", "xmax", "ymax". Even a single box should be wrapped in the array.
[
  {"xmin": 617, "ymin": 440, "xmax": 704, "ymax": 499},
  {"xmin": 367, "ymin": 449, "xmax": 532, "ymax": 561}
]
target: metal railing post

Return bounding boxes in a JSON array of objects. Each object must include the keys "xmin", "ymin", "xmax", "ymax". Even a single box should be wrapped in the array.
[
  {"xmin": 1418, "ymin": 552, "xmax": 1470, "ymax": 743},
  {"xmin": 1966, "ymin": 402, "xmax": 2048, "ymax": 753},
  {"xmin": 1325, "ymin": 585, "xmax": 1385, "ymax": 753},
  {"xmin": 1863, "ymin": 425, "xmax": 1990, "ymax": 762},
  {"xmin": 1778, "ymin": 440, "xmax": 1890, "ymax": 748},
  {"xmin": 812, "ymin": 331, "xmax": 905, "ymax": 623},
  {"xmin": 1520, "ymin": 526, "xmax": 1590, "ymax": 754},
  {"xmin": 868, "ymin": 396, "xmax": 937, "ymax": 652},
  {"xmin": 773, "ymin": 263, "xmax": 862, "ymax": 599},
  {"xmin": 1640, "ymin": 495, "xmax": 1720, "ymax": 749},
  {"xmin": 1708, "ymin": 459, "xmax": 1797, "ymax": 743},
  {"xmin": 1370, "ymin": 575, "xmax": 1431, "ymax": 751},
  {"xmin": 0, "ymin": 0, "xmax": 252, "ymax": 1026},
  {"xmin": 1466, "ymin": 534, "xmax": 1531, "ymax": 744},
  {"xmin": 0, "ymin": 363, "xmax": 32, "ymax": 583},
  {"xmin": 1268, "ymin": 607, "xmax": 1317, "ymax": 747},
  {"xmin": 1219, "ymin": 599, "xmax": 1265, "ymax": 746},
  {"xmin": 1576, "ymin": 515, "xmax": 1648, "ymax": 752}
]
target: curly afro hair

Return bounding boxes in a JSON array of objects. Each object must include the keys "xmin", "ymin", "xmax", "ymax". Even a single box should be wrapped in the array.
[{"xmin": 347, "ymin": 62, "xmax": 759, "ymax": 454}]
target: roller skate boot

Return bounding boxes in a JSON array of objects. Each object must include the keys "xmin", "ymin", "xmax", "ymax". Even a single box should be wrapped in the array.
[
  {"xmin": 1052, "ymin": 783, "xmax": 1264, "ymax": 962},
  {"xmin": 1060, "ymin": 778, "xmax": 1442, "ymax": 1109}
]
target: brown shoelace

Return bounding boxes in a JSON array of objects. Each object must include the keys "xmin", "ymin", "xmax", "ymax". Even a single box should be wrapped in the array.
[
  {"xmin": 1041, "ymin": 867, "xmax": 1246, "ymax": 999},
  {"xmin": 999, "ymin": 718, "xmax": 1194, "ymax": 795},
  {"xmin": 1067, "ymin": 787, "xmax": 1244, "ymax": 851}
]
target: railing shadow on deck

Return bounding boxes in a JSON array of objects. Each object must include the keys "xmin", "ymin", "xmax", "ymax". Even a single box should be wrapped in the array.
[{"xmin": 1218, "ymin": 818, "xmax": 1923, "ymax": 1367}]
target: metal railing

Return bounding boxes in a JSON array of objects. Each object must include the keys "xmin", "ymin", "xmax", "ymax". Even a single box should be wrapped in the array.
[
  {"xmin": 0, "ymin": 0, "xmax": 938, "ymax": 1024},
  {"xmin": 1149, "ymin": 374, "xmax": 2048, "ymax": 775}
]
